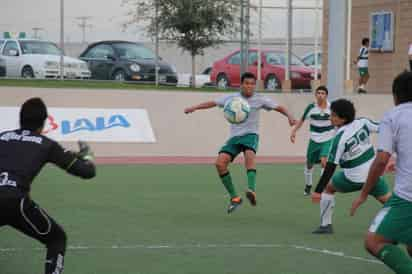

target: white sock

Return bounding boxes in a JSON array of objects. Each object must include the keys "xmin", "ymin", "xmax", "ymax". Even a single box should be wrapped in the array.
[
  {"xmin": 320, "ymin": 193, "xmax": 335, "ymax": 226},
  {"xmin": 360, "ymin": 84, "xmax": 365, "ymax": 89},
  {"xmin": 304, "ymin": 167, "xmax": 313, "ymax": 186}
]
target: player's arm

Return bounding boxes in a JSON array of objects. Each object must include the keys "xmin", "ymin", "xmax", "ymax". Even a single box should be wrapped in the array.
[
  {"xmin": 350, "ymin": 152, "xmax": 391, "ymax": 216},
  {"xmin": 314, "ymin": 162, "xmax": 337, "ymax": 194},
  {"xmin": 351, "ymin": 114, "xmax": 393, "ymax": 216},
  {"xmin": 48, "ymin": 141, "xmax": 96, "ymax": 179},
  {"xmin": 274, "ymin": 105, "xmax": 297, "ymax": 126},
  {"xmin": 184, "ymin": 101, "xmax": 217, "ymax": 114},
  {"xmin": 290, "ymin": 119, "xmax": 304, "ymax": 143},
  {"xmin": 314, "ymin": 131, "xmax": 343, "ymax": 194}
]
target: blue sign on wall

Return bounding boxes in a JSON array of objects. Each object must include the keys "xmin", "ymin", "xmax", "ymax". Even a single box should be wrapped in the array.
[{"xmin": 370, "ymin": 11, "xmax": 394, "ymax": 52}]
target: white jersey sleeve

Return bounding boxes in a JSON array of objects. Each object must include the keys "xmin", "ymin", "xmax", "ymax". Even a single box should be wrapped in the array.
[
  {"xmin": 215, "ymin": 94, "xmax": 234, "ymax": 108},
  {"xmin": 361, "ymin": 118, "xmax": 380, "ymax": 133},
  {"xmin": 328, "ymin": 131, "xmax": 345, "ymax": 165},
  {"xmin": 377, "ymin": 113, "xmax": 394, "ymax": 154},
  {"xmin": 260, "ymin": 96, "xmax": 278, "ymax": 111}
]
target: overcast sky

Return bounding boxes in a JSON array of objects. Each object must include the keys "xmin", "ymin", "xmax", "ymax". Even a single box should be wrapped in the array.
[{"xmin": 1, "ymin": 0, "xmax": 322, "ymax": 43}]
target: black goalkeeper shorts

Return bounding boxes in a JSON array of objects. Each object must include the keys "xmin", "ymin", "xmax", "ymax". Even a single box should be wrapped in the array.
[{"xmin": 0, "ymin": 187, "xmax": 66, "ymax": 246}]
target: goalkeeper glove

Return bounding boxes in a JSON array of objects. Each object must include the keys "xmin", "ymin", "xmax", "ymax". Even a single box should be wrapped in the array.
[{"xmin": 77, "ymin": 141, "xmax": 94, "ymax": 162}]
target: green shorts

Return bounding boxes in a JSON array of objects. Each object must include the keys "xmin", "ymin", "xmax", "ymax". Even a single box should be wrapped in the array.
[
  {"xmin": 370, "ymin": 194, "xmax": 412, "ymax": 245},
  {"xmin": 306, "ymin": 139, "xmax": 332, "ymax": 165},
  {"xmin": 219, "ymin": 134, "xmax": 259, "ymax": 160},
  {"xmin": 359, "ymin": 67, "xmax": 369, "ymax": 77},
  {"xmin": 331, "ymin": 171, "xmax": 389, "ymax": 197}
]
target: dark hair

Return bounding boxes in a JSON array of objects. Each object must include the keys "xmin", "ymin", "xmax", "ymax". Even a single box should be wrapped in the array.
[
  {"xmin": 331, "ymin": 99, "xmax": 355, "ymax": 124},
  {"xmin": 20, "ymin": 97, "xmax": 48, "ymax": 131},
  {"xmin": 362, "ymin": 38, "xmax": 370, "ymax": 46},
  {"xmin": 392, "ymin": 71, "xmax": 412, "ymax": 104},
  {"xmin": 241, "ymin": 72, "xmax": 256, "ymax": 83},
  {"xmin": 316, "ymin": 85, "xmax": 329, "ymax": 95}
]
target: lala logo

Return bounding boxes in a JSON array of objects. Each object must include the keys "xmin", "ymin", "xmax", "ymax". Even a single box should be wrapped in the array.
[{"xmin": 42, "ymin": 116, "xmax": 59, "ymax": 134}]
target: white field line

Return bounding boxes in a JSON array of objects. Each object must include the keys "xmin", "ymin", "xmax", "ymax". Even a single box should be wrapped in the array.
[{"xmin": 0, "ymin": 243, "xmax": 381, "ymax": 265}]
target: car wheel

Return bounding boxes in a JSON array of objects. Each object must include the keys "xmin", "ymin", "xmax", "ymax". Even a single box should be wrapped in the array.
[
  {"xmin": 112, "ymin": 70, "xmax": 126, "ymax": 81},
  {"xmin": 265, "ymin": 74, "xmax": 281, "ymax": 91},
  {"xmin": 21, "ymin": 66, "xmax": 34, "ymax": 79},
  {"xmin": 216, "ymin": 74, "xmax": 229, "ymax": 90}
]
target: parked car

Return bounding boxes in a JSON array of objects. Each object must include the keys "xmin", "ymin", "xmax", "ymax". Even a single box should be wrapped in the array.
[
  {"xmin": 178, "ymin": 67, "xmax": 212, "ymax": 88},
  {"xmin": 210, "ymin": 49, "xmax": 315, "ymax": 91},
  {"xmin": 0, "ymin": 58, "xmax": 6, "ymax": 77},
  {"xmin": 80, "ymin": 41, "xmax": 178, "ymax": 85},
  {"xmin": 0, "ymin": 39, "xmax": 91, "ymax": 79},
  {"xmin": 301, "ymin": 51, "xmax": 322, "ymax": 72}
]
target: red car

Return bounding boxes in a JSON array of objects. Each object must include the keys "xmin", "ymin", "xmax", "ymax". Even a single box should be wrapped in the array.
[{"xmin": 210, "ymin": 49, "xmax": 316, "ymax": 91}]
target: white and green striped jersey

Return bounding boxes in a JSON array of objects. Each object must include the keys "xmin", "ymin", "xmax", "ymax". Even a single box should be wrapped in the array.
[
  {"xmin": 357, "ymin": 46, "xmax": 369, "ymax": 68},
  {"xmin": 328, "ymin": 118, "xmax": 380, "ymax": 183},
  {"xmin": 302, "ymin": 102, "xmax": 335, "ymax": 143}
]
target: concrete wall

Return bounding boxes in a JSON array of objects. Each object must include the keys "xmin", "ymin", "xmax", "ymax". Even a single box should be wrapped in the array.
[
  {"xmin": 0, "ymin": 87, "xmax": 394, "ymax": 157},
  {"xmin": 322, "ymin": 0, "xmax": 412, "ymax": 93}
]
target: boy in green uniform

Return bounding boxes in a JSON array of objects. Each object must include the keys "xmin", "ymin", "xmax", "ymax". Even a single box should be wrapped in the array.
[
  {"xmin": 351, "ymin": 72, "xmax": 412, "ymax": 273},
  {"xmin": 312, "ymin": 99, "xmax": 391, "ymax": 234},
  {"xmin": 184, "ymin": 72, "xmax": 296, "ymax": 213},
  {"xmin": 290, "ymin": 86, "xmax": 335, "ymax": 197}
]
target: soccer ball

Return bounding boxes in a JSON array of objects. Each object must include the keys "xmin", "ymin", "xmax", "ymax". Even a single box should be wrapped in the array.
[{"xmin": 223, "ymin": 97, "xmax": 250, "ymax": 124}]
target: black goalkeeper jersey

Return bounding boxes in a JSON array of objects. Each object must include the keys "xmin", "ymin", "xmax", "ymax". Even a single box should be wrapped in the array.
[{"xmin": 0, "ymin": 129, "xmax": 95, "ymax": 194}]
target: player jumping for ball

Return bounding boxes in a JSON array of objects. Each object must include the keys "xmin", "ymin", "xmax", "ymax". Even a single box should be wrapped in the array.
[
  {"xmin": 312, "ymin": 99, "xmax": 391, "ymax": 234},
  {"xmin": 184, "ymin": 72, "xmax": 296, "ymax": 214},
  {"xmin": 0, "ymin": 98, "xmax": 96, "ymax": 274},
  {"xmin": 351, "ymin": 72, "xmax": 412, "ymax": 273},
  {"xmin": 290, "ymin": 86, "xmax": 335, "ymax": 197}
]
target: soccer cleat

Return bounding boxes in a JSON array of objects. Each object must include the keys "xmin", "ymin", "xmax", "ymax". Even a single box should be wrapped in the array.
[
  {"xmin": 304, "ymin": 185, "xmax": 312, "ymax": 196},
  {"xmin": 357, "ymin": 88, "xmax": 367, "ymax": 94},
  {"xmin": 246, "ymin": 190, "xmax": 257, "ymax": 206},
  {"xmin": 227, "ymin": 197, "xmax": 242, "ymax": 214},
  {"xmin": 312, "ymin": 224, "xmax": 334, "ymax": 234}
]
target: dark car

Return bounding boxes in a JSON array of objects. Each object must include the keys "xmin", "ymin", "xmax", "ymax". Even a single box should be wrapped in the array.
[{"xmin": 79, "ymin": 41, "xmax": 178, "ymax": 84}]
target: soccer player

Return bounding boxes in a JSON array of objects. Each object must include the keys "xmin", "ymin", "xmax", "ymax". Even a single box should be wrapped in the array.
[
  {"xmin": 290, "ymin": 86, "xmax": 334, "ymax": 196},
  {"xmin": 184, "ymin": 72, "xmax": 296, "ymax": 214},
  {"xmin": 354, "ymin": 37, "xmax": 370, "ymax": 94},
  {"xmin": 0, "ymin": 98, "xmax": 96, "ymax": 274},
  {"xmin": 312, "ymin": 99, "xmax": 391, "ymax": 234},
  {"xmin": 351, "ymin": 72, "xmax": 412, "ymax": 273}
]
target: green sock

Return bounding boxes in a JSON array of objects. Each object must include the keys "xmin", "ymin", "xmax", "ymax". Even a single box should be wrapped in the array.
[
  {"xmin": 378, "ymin": 244, "xmax": 412, "ymax": 274},
  {"xmin": 247, "ymin": 169, "xmax": 257, "ymax": 192},
  {"xmin": 220, "ymin": 172, "xmax": 237, "ymax": 198}
]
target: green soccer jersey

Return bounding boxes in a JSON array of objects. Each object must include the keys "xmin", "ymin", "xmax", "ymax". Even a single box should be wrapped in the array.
[{"xmin": 302, "ymin": 102, "xmax": 335, "ymax": 143}]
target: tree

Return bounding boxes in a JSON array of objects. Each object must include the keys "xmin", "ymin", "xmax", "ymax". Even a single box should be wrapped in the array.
[{"xmin": 123, "ymin": 0, "xmax": 239, "ymax": 88}]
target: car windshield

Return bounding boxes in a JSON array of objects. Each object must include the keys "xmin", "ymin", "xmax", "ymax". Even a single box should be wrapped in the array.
[
  {"xmin": 266, "ymin": 52, "xmax": 304, "ymax": 66},
  {"xmin": 20, "ymin": 41, "xmax": 61, "ymax": 55},
  {"xmin": 112, "ymin": 43, "xmax": 155, "ymax": 60}
]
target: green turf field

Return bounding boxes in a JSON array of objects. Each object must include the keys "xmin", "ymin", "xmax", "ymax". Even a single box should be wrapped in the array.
[{"xmin": 0, "ymin": 164, "xmax": 394, "ymax": 274}]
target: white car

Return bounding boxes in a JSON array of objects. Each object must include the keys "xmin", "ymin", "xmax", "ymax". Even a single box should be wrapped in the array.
[
  {"xmin": 0, "ymin": 39, "xmax": 91, "ymax": 79},
  {"xmin": 177, "ymin": 67, "xmax": 212, "ymax": 88}
]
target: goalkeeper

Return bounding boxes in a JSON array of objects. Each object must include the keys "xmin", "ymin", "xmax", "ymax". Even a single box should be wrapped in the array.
[{"xmin": 0, "ymin": 98, "xmax": 96, "ymax": 274}]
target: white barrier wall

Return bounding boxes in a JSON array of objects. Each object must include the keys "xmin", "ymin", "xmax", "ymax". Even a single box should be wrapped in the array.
[{"xmin": 0, "ymin": 87, "xmax": 395, "ymax": 157}]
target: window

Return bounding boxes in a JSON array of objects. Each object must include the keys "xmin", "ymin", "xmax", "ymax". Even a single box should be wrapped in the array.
[
  {"xmin": 20, "ymin": 41, "xmax": 61, "ymax": 55},
  {"xmin": 84, "ymin": 44, "xmax": 115, "ymax": 59},
  {"xmin": 2, "ymin": 41, "xmax": 19, "ymax": 56},
  {"xmin": 266, "ymin": 52, "xmax": 305, "ymax": 66},
  {"xmin": 228, "ymin": 52, "xmax": 241, "ymax": 65},
  {"xmin": 248, "ymin": 51, "xmax": 258, "ymax": 65},
  {"xmin": 112, "ymin": 43, "xmax": 155, "ymax": 60},
  {"xmin": 303, "ymin": 54, "xmax": 315, "ymax": 66}
]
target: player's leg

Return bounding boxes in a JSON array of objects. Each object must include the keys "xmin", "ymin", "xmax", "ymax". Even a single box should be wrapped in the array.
[
  {"xmin": 313, "ymin": 182, "xmax": 336, "ymax": 234},
  {"xmin": 304, "ymin": 140, "xmax": 319, "ymax": 196},
  {"xmin": 365, "ymin": 195, "xmax": 412, "ymax": 273},
  {"xmin": 244, "ymin": 149, "xmax": 257, "ymax": 206},
  {"xmin": 9, "ymin": 196, "xmax": 67, "ymax": 274},
  {"xmin": 217, "ymin": 139, "xmax": 243, "ymax": 214},
  {"xmin": 370, "ymin": 176, "xmax": 392, "ymax": 205}
]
